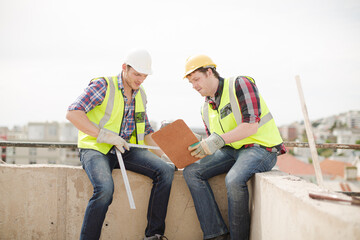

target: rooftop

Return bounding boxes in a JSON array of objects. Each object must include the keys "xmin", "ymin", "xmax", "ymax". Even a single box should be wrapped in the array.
[{"xmin": 1, "ymin": 141, "xmax": 360, "ymax": 239}]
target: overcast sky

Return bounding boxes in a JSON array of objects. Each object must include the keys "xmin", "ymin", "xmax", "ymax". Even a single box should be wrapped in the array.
[{"xmin": 0, "ymin": 0, "xmax": 359, "ymax": 130}]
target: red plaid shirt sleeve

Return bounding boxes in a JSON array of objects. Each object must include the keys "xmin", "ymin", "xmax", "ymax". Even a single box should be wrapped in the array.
[
  {"xmin": 67, "ymin": 78, "xmax": 107, "ymax": 112},
  {"xmin": 235, "ymin": 76, "xmax": 261, "ymax": 124}
]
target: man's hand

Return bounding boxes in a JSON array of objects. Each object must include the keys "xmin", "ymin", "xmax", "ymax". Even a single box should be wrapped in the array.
[
  {"xmin": 97, "ymin": 129, "xmax": 129, "ymax": 153},
  {"xmin": 188, "ymin": 132, "xmax": 225, "ymax": 158},
  {"xmin": 193, "ymin": 132, "xmax": 202, "ymax": 141}
]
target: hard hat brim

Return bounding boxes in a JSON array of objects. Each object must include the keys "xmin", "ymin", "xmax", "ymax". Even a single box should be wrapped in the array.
[
  {"xmin": 183, "ymin": 65, "xmax": 216, "ymax": 79},
  {"xmin": 133, "ymin": 66, "xmax": 153, "ymax": 75}
]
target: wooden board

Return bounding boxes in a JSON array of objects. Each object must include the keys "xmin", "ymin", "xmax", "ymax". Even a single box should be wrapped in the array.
[{"xmin": 152, "ymin": 119, "xmax": 200, "ymax": 169}]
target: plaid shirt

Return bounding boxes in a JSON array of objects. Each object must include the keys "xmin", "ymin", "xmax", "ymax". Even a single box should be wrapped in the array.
[
  {"xmin": 68, "ymin": 73, "xmax": 154, "ymax": 142},
  {"xmin": 205, "ymin": 76, "xmax": 286, "ymax": 155}
]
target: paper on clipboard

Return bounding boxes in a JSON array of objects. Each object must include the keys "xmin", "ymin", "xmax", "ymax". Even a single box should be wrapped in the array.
[{"xmin": 151, "ymin": 119, "xmax": 200, "ymax": 169}]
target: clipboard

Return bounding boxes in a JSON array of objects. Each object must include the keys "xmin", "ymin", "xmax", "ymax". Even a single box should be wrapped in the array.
[{"xmin": 152, "ymin": 119, "xmax": 200, "ymax": 169}]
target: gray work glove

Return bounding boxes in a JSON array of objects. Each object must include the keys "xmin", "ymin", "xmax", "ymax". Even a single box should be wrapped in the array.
[
  {"xmin": 97, "ymin": 129, "xmax": 129, "ymax": 153},
  {"xmin": 188, "ymin": 132, "xmax": 225, "ymax": 158},
  {"xmin": 193, "ymin": 132, "xmax": 203, "ymax": 141}
]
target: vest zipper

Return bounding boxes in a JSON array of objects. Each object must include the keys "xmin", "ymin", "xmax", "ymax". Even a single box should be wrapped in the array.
[
  {"xmin": 134, "ymin": 98, "xmax": 138, "ymax": 144},
  {"xmin": 216, "ymin": 109, "xmax": 226, "ymax": 134},
  {"xmin": 119, "ymin": 98, "xmax": 125, "ymax": 137},
  {"xmin": 217, "ymin": 108, "xmax": 235, "ymax": 148}
]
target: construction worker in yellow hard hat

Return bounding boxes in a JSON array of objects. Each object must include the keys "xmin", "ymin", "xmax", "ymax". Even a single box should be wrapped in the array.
[
  {"xmin": 182, "ymin": 54, "xmax": 286, "ymax": 240},
  {"xmin": 66, "ymin": 49, "xmax": 174, "ymax": 240}
]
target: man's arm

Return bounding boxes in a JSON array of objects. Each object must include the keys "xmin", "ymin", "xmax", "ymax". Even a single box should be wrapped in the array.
[
  {"xmin": 190, "ymin": 122, "xmax": 259, "ymax": 158},
  {"xmin": 220, "ymin": 76, "xmax": 260, "ymax": 143},
  {"xmin": 221, "ymin": 76, "xmax": 261, "ymax": 143},
  {"xmin": 66, "ymin": 109, "xmax": 130, "ymax": 153},
  {"xmin": 66, "ymin": 78, "xmax": 108, "ymax": 138},
  {"xmin": 220, "ymin": 122, "xmax": 258, "ymax": 144},
  {"xmin": 66, "ymin": 110, "xmax": 100, "ymax": 137}
]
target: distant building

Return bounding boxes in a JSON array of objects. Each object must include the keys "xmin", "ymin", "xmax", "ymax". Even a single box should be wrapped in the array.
[
  {"xmin": 338, "ymin": 110, "xmax": 360, "ymax": 129},
  {"xmin": 5, "ymin": 122, "xmax": 80, "ymax": 166},
  {"xmin": 0, "ymin": 127, "xmax": 8, "ymax": 162},
  {"xmin": 279, "ymin": 124, "xmax": 298, "ymax": 141},
  {"xmin": 280, "ymin": 110, "xmax": 360, "ymax": 161}
]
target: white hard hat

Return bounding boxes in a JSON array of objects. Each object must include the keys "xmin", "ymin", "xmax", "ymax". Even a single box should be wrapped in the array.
[{"xmin": 124, "ymin": 49, "xmax": 153, "ymax": 75}]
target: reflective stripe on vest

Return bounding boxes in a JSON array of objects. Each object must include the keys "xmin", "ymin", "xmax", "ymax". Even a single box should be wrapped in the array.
[
  {"xmin": 102, "ymin": 76, "xmax": 146, "ymax": 144},
  {"xmin": 202, "ymin": 77, "xmax": 283, "ymax": 149},
  {"xmin": 77, "ymin": 76, "xmax": 146, "ymax": 154},
  {"xmin": 228, "ymin": 77, "xmax": 273, "ymax": 127},
  {"xmin": 98, "ymin": 76, "xmax": 116, "ymax": 129}
]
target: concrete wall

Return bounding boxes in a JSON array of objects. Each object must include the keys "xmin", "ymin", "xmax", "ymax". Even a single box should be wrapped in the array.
[
  {"xmin": 0, "ymin": 164, "xmax": 227, "ymax": 240},
  {"xmin": 0, "ymin": 165, "xmax": 359, "ymax": 240}
]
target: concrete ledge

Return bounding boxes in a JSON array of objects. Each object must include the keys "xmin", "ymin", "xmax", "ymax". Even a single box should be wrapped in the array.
[
  {"xmin": 1, "ymin": 165, "xmax": 359, "ymax": 240},
  {"xmin": 0, "ymin": 164, "xmax": 227, "ymax": 240},
  {"xmin": 250, "ymin": 170, "xmax": 360, "ymax": 240}
]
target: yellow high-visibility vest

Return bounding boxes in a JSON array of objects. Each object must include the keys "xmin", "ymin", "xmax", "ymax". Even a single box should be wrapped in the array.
[
  {"xmin": 78, "ymin": 76, "xmax": 146, "ymax": 154},
  {"xmin": 202, "ymin": 77, "xmax": 283, "ymax": 149}
]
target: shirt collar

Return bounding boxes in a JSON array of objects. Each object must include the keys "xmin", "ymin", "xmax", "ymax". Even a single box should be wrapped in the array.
[{"xmin": 206, "ymin": 77, "xmax": 224, "ymax": 109}]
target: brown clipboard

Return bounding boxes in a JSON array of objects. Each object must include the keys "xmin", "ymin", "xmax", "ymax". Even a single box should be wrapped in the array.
[{"xmin": 151, "ymin": 119, "xmax": 200, "ymax": 169}]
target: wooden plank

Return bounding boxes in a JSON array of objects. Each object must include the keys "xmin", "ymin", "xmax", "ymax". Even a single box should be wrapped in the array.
[{"xmin": 295, "ymin": 75, "xmax": 325, "ymax": 188}]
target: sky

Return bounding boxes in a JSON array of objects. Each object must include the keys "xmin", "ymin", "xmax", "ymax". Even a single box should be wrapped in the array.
[{"xmin": 0, "ymin": 0, "xmax": 359, "ymax": 130}]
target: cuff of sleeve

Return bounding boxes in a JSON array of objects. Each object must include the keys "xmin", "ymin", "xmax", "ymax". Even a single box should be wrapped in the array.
[
  {"xmin": 67, "ymin": 105, "xmax": 86, "ymax": 112},
  {"xmin": 242, "ymin": 116, "xmax": 260, "ymax": 123}
]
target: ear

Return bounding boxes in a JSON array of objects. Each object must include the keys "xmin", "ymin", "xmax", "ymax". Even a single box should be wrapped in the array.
[
  {"xmin": 206, "ymin": 68, "xmax": 213, "ymax": 77},
  {"xmin": 122, "ymin": 63, "xmax": 127, "ymax": 72}
]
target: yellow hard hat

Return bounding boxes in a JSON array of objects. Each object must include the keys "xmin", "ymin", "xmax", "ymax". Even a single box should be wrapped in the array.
[{"xmin": 184, "ymin": 54, "xmax": 216, "ymax": 78}]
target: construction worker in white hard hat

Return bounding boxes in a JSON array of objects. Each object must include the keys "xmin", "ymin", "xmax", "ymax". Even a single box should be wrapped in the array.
[
  {"xmin": 182, "ymin": 54, "xmax": 287, "ymax": 240},
  {"xmin": 66, "ymin": 49, "xmax": 174, "ymax": 240}
]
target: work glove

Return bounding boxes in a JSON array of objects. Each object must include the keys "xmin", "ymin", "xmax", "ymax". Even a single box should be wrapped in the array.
[
  {"xmin": 193, "ymin": 132, "xmax": 202, "ymax": 141},
  {"xmin": 97, "ymin": 129, "xmax": 129, "ymax": 153},
  {"xmin": 160, "ymin": 120, "xmax": 172, "ymax": 129},
  {"xmin": 188, "ymin": 132, "xmax": 225, "ymax": 158}
]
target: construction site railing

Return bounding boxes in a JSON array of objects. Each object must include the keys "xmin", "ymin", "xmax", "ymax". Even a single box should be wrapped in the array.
[{"xmin": 0, "ymin": 140, "xmax": 360, "ymax": 150}]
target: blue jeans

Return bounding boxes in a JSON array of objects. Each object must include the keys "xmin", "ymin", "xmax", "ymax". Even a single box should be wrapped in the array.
[
  {"xmin": 183, "ymin": 146, "xmax": 277, "ymax": 240},
  {"xmin": 79, "ymin": 148, "xmax": 174, "ymax": 240}
]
